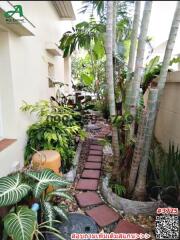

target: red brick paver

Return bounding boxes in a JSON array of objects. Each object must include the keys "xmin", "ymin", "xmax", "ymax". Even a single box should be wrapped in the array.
[
  {"xmin": 113, "ymin": 220, "xmax": 146, "ymax": 240},
  {"xmin": 89, "ymin": 150, "xmax": 103, "ymax": 156},
  {"xmin": 86, "ymin": 204, "xmax": 120, "ymax": 227},
  {"xmin": 87, "ymin": 155, "xmax": 102, "ymax": 162},
  {"xmin": 81, "ymin": 170, "xmax": 100, "ymax": 179},
  {"xmin": 94, "ymin": 135, "xmax": 106, "ymax": 139},
  {"xmin": 84, "ymin": 162, "xmax": 101, "ymax": 170},
  {"xmin": 75, "ymin": 191, "xmax": 103, "ymax": 208},
  {"xmin": 75, "ymin": 179, "xmax": 98, "ymax": 191},
  {"xmin": 90, "ymin": 145, "xmax": 103, "ymax": 151}
]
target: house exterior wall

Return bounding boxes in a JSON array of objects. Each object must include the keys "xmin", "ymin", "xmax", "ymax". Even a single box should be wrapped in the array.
[
  {"xmin": 0, "ymin": 1, "xmax": 73, "ymax": 176},
  {"xmin": 144, "ymin": 71, "xmax": 180, "ymax": 151}
]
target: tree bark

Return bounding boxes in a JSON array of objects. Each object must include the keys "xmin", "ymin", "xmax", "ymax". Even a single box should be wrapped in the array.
[
  {"xmin": 133, "ymin": 1, "xmax": 180, "ymax": 200},
  {"xmin": 126, "ymin": 1, "xmax": 141, "ymax": 109},
  {"xmin": 133, "ymin": 89, "xmax": 158, "ymax": 200},
  {"xmin": 129, "ymin": 1, "xmax": 152, "ymax": 119},
  {"xmin": 105, "ymin": 1, "xmax": 120, "ymax": 176},
  {"xmin": 128, "ymin": 109, "xmax": 147, "ymax": 194},
  {"xmin": 158, "ymin": 2, "xmax": 180, "ymax": 99}
]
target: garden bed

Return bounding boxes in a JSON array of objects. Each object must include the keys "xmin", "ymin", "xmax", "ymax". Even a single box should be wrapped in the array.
[{"xmin": 101, "ymin": 176, "xmax": 161, "ymax": 216}]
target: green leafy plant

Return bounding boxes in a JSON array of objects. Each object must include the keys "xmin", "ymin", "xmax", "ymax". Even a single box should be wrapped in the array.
[
  {"xmin": 59, "ymin": 20, "xmax": 105, "ymax": 58},
  {"xmin": 0, "ymin": 169, "xmax": 73, "ymax": 240},
  {"xmin": 42, "ymin": 188, "xmax": 72, "ymax": 226},
  {"xmin": 142, "ymin": 56, "xmax": 180, "ymax": 94},
  {"xmin": 110, "ymin": 182, "xmax": 126, "ymax": 197},
  {"xmin": 3, "ymin": 206, "xmax": 36, "ymax": 240},
  {"xmin": 142, "ymin": 56, "xmax": 161, "ymax": 94},
  {"xmin": 25, "ymin": 169, "xmax": 70, "ymax": 199},
  {"xmin": 159, "ymin": 143, "xmax": 180, "ymax": 187},
  {"xmin": 3, "ymin": 206, "xmax": 65, "ymax": 240},
  {"xmin": 21, "ymin": 100, "xmax": 85, "ymax": 172},
  {"xmin": 0, "ymin": 174, "xmax": 31, "ymax": 207},
  {"xmin": 149, "ymin": 141, "xmax": 180, "ymax": 188},
  {"xmin": 25, "ymin": 169, "xmax": 72, "ymax": 227}
]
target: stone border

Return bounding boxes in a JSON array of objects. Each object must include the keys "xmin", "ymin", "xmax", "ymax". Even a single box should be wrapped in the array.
[
  {"xmin": 64, "ymin": 140, "xmax": 83, "ymax": 182},
  {"xmin": 101, "ymin": 176, "xmax": 161, "ymax": 216}
]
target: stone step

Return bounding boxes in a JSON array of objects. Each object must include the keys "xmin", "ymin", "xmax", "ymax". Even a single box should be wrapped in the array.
[
  {"xmin": 75, "ymin": 191, "xmax": 103, "ymax": 208},
  {"xmin": 87, "ymin": 155, "xmax": 102, "ymax": 163},
  {"xmin": 94, "ymin": 135, "xmax": 106, "ymax": 139},
  {"xmin": 81, "ymin": 170, "xmax": 100, "ymax": 179},
  {"xmin": 85, "ymin": 204, "xmax": 120, "ymax": 227},
  {"xmin": 90, "ymin": 140, "xmax": 102, "ymax": 145},
  {"xmin": 84, "ymin": 162, "xmax": 101, "ymax": 170},
  {"xmin": 89, "ymin": 145, "xmax": 103, "ymax": 151},
  {"xmin": 75, "ymin": 179, "xmax": 98, "ymax": 191},
  {"xmin": 113, "ymin": 220, "xmax": 146, "ymax": 239},
  {"xmin": 89, "ymin": 150, "xmax": 103, "ymax": 156}
]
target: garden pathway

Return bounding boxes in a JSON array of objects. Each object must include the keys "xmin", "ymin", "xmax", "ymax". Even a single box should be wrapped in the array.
[{"xmin": 73, "ymin": 121, "xmax": 147, "ymax": 238}]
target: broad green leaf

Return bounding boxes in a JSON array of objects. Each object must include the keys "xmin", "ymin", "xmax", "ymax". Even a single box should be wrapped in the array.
[
  {"xmin": 0, "ymin": 174, "xmax": 31, "ymax": 207},
  {"xmin": 42, "ymin": 201, "xmax": 55, "ymax": 227},
  {"xmin": 47, "ymin": 189, "xmax": 73, "ymax": 201},
  {"xmin": 93, "ymin": 40, "xmax": 104, "ymax": 59},
  {"xmin": 53, "ymin": 206, "xmax": 68, "ymax": 221},
  {"xmin": 39, "ymin": 224, "xmax": 65, "ymax": 240},
  {"xmin": 81, "ymin": 73, "xmax": 93, "ymax": 86},
  {"xmin": 25, "ymin": 169, "xmax": 70, "ymax": 198},
  {"xmin": 4, "ymin": 206, "xmax": 36, "ymax": 240}
]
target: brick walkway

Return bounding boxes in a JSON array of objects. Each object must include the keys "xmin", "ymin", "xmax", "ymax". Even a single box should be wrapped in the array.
[{"xmin": 74, "ymin": 123, "xmax": 146, "ymax": 237}]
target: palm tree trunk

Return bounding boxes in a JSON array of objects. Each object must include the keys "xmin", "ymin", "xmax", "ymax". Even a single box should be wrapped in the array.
[
  {"xmin": 129, "ymin": 1, "xmax": 152, "ymax": 119},
  {"xmin": 113, "ymin": 1, "xmax": 117, "ymax": 56},
  {"xmin": 105, "ymin": 1, "xmax": 120, "ymax": 177},
  {"xmin": 133, "ymin": 88, "xmax": 158, "ymax": 200},
  {"xmin": 128, "ymin": 109, "xmax": 147, "ymax": 194},
  {"xmin": 126, "ymin": 1, "xmax": 141, "ymax": 109},
  {"xmin": 158, "ymin": 2, "xmax": 180, "ymax": 99},
  {"xmin": 133, "ymin": 1, "xmax": 180, "ymax": 200}
]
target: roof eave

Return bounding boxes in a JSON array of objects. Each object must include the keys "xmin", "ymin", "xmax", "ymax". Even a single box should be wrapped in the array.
[{"xmin": 52, "ymin": 1, "xmax": 76, "ymax": 20}]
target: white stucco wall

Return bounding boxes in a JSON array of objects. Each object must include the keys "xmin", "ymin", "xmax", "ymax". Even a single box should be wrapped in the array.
[
  {"xmin": 144, "ymin": 72, "xmax": 180, "ymax": 152},
  {"xmin": 0, "ymin": 1, "xmax": 73, "ymax": 176}
]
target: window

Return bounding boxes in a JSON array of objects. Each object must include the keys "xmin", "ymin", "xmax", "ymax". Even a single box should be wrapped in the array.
[{"xmin": 48, "ymin": 63, "xmax": 55, "ymax": 88}]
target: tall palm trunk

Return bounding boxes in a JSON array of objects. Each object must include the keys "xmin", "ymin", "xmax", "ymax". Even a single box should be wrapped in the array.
[
  {"xmin": 129, "ymin": 1, "xmax": 152, "ymax": 119},
  {"xmin": 128, "ymin": 109, "xmax": 147, "ymax": 194},
  {"xmin": 126, "ymin": 1, "xmax": 141, "ymax": 109},
  {"xmin": 158, "ymin": 2, "xmax": 180, "ymax": 99},
  {"xmin": 105, "ymin": 1, "xmax": 120, "ymax": 178},
  {"xmin": 134, "ymin": 1, "xmax": 180, "ymax": 200},
  {"xmin": 133, "ymin": 88, "xmax": 158, "ymax": 200}
]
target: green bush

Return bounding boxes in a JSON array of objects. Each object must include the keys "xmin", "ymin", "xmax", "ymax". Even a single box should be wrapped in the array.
[
  {"xmin": 21, "ymin": 100, "xmax": 86, "ymax": 172},
  {"xmin": 110, "ymin": 182, "xmax": 126, "ymax": 197},
  {"xmin": 149, "ymin": 141, "xmax": 180, "ymax": 188}
]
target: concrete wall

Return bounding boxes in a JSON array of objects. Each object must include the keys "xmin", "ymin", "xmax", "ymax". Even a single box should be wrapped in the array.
[
  {"xmin": 154, "ymin": 71, "xmax": 180, "ymax": 151},
  {"xmin": 0, "ymin": 1, "xmax": 73, "ymax": 176},
  {"xmin": 144, "ymin": 71, "xmax": 180, "ymax": 151}
]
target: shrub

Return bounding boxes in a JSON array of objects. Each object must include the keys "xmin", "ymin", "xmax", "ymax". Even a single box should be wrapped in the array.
[{"xmin": 21, "ymin": 100, "xmax": 86, "ymax": 172}]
